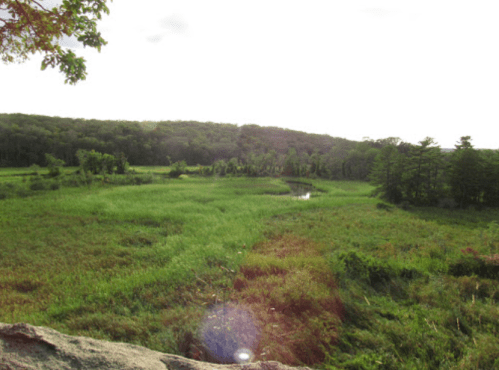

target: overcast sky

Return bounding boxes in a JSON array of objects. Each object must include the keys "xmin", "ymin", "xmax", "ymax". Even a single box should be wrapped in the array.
[{"xmin": 1, "ymin": 0, "xmax": 498, "ymax": 149}]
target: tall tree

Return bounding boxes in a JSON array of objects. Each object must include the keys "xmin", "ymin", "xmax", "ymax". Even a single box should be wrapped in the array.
[
  {"xmin": 402, "ymin": 137, "xmax": 445, "ymax": 205},
  {"xmin": 479, "ymin": 149, "xmax": 499, "ymax": 207},
  {"xmin": 1, "ymin": 0, "xmax": 111, "ymax": 84},
  {"xmin": 448, "ymin": 136, "xmax": 484, "ymax": 207},
  {"xmin": 369, "ymin": 145, "xmax": 405, "ymax": 203},
  {"xmin": 341, "ymin": 140, "xmax": 381, "ymax": 181},
  {"xmin": 322, "ymin": 148, "xmax": 344, "ymax": 180},
  {"xmin": 282, "ymin": 148, "xmax": 300, "ymax": 177}
]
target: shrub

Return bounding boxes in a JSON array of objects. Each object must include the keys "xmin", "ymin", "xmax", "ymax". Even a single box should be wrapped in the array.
[
  {"xmin": 107, "ymin": 173, "xmax": 128, "ymax": 186},
  {"xmin": 140, "ymin": 174, "xmax": 154, "ymax": 184},
  {"xmin": 82, "ymin": 172, "xmax": 93, "ymax": 186},
  {"xmin": 115, "ymin": 152, "xmax": 129, "ymax": 174},
  {"xmin": 102, "ymin": 153, "xmax": 117, "ymax": 174},
  {"xmin": 398, "ymin": 200, "xmax": 412, "ymax": 210},
  {"xmin": 213, "ymin": 160, "xmax": 228, "ymax": 176},
  {"xmin": 45, "ymin": 153, "xmax": 65, "ymax": 177},
  {"xmin": 202, "ymin": 166, "xmax": 212, "ymax": 176},
  {"xmin": 16, "ymin": 188, "xmax": 30, "ymax": 197},
  {"xmin": 77, "ymin": 149, "xmax": 103, "ymax": 174},
  {"xmin": 28, "ymin": 164, "xmax": 41, "ymax": 175},
  {"xmin": 63, "ymin": 174, "xmax": 83, "ymax": 187},
  {"xmin": 76, "ymin": 150, "xmax": 129, "ymax": 175},
  {"xmin": 29, "ymin": 177, "xmax": 47, "ymax": 191},
  {"xmin": 448, "ymin": 248, "xmax": 499, "ymax": 280},
  {"xmin": 338, "ymin": 251, "xmax": 398, "ymax": 289},
  {"xmin": 4, "ymin": 182, "xmax": 15, "ymax": 189},
  {"xmin": 376, "ymin": 202, "xmax": 392, "ymax": 211},
  {"xmin": 169, "ymin": 160, "xmax": 187, "ymax": 178},
  {"xmin": 438, "ymin": 197, "xmax": 458, "ymax": 209},
  {"xmin": 134, "ymin": 175, "xmax": 147, "ymax": 185}
]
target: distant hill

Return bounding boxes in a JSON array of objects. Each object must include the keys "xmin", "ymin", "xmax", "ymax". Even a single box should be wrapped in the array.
[{"xmin": 0, "ymin": 113, "xmax": 358, "ymax": 167}]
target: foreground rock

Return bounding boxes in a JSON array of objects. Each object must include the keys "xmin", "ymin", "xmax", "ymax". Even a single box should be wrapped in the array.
[{"xmin": 0, "ymin": 323, "xmax": 312, "ymax": 370}]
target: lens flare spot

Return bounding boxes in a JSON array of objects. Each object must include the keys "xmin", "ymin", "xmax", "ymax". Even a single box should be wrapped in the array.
[
  {"xmin": 200, "ymin": 303, "xmax": 260, "ymax": 364},
  {"xmin": 234, "ymin": 348, "xmax": 253, "ymax": 363}
]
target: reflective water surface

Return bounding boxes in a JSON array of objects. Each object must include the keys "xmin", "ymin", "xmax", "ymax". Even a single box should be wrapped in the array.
[{"xmin": 285, "ymin": 181, "xmax": 314, "ymax": 199}]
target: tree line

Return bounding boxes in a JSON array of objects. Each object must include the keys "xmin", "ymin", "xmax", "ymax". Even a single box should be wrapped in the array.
[
  {"xmin": 0, "ymin": 113, "xmax": 365, "ymax": 175},
  {"xmin": 1, "ymin": 114, "xmax": 498, "ymax": 207},
  {"xmin": 0, "ymin": 114, "xmax": 412, "ymax": 182},
  {"xmin": 370, "ymin": 136, "xmax": 499, "ymax": 208}
]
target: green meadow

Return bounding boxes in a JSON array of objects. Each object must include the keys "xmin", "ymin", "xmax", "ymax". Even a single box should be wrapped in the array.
[{"xmin": 1, "ymin": 169, "xmax": 498, "ymax": 369}]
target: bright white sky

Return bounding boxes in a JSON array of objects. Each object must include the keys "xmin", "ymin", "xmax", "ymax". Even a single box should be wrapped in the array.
[{"xmin": 1, "ymin": 0, "xmax": 498, "ymax": 149}]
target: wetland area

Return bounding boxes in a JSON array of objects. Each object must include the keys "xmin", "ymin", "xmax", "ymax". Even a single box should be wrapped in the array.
[{"xmin": 1, "ymin": 168, "xmax": 499, "ymax": 369}]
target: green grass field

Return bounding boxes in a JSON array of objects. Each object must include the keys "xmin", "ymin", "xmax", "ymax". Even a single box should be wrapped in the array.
[{"xmin": 1, "ymin": 168, "xmax": 498, "ymax": 369}]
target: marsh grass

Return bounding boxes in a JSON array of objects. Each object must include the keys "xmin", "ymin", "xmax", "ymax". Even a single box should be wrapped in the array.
[
  {"xmin": 0, "ymin": 175, "xmax": 363, "ymax": 355},
  {"xmin": 263, "ymin": 205, "xmax": 499, "ymax": 369},
  {"xmin": 228, "ymin": 234, "xmax": 343, "ymax": 366},
  {"xmin": 1, "ymin": 171, "xmax": 498, "ymax": 369}
]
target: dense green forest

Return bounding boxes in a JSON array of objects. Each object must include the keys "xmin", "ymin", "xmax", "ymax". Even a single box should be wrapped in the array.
[
  {"xmin": 0, "ymin": 113, "xmax": 357, "ymax": 168},
  {"xmin": 1, "ymin": 113, "xmax": 498, "ymax": 208},
  {"xmin": 0, "ymin": 113, "xmax": 395, "ymax": 180}
]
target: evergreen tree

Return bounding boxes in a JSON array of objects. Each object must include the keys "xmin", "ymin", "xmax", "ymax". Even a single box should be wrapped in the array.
[
  {"xmin": 369, "ymin": 145, "xmax": 405, "ymax": 203},
  {"xmin": 283, "ymin": 148, "xmax": 300, "ymax": 176},
  {"xmin": 402, "ymin": 137, "xmax": 445, "ymax": 205},
  {"xmin": 448, "ymin": 136, "xmax": 484, "ymax": 207},
  {"xmin": 481, "ymin": 149, "xmax": 499, "ymax": 207}
]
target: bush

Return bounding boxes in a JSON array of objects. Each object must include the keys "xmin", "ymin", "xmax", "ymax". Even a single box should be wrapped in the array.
[
  {"xmin": 82, "ymin": 172, "xmax": 93, "ymax": 186},
  {"xmin": 0, "ymin": 183, "xmax": 25, "ymax": 200},
  {"xmin": 102, "ymin": 153, "xmax": 117, "ymax": 174},
  {"xmin": 448, "ymin": 248, "xmax": 499, "ymax": 280},
  {"xmin": 169, "ymin": 160, "xmax": 187, "ymax": 178},
  {"xmin": 63, "ymin": 174, "xmax": 83, "ymax": 188},
  {"xmin": 201, "ymin": 166, "xmax": 212, "ymax": 176},
  {"xmin": 138, "ymin": 174, "xmax": 154, "ymax": 184},
  {"xmin": 29, "ymin": 177, "xmax": 47, "ymax": 191},
  {"xmin": 376, "ymin": 202, "xmax": 392, "ymax": 211},
  {"xmin": 75, "ymin": 150, "xmax": 129, "ymax": 175},
  {"xmin": 115, "ymin": 152, "xmax": 129, "ymax": 174},
  {"xmin": 398, "ymin": 200, "xmax": 412, "ymax": 211},
  {"xmin": 338, "ymin": 251, "xmax": 398, "ymax": 288},
  {"xmin": 77, "ymin": 149, "xmax": 103, "ymax": 174},
  {"xmin": 28, "ymin": 164, "xmax": 41, "ymax": 175},
  {"xmin": 438, "ymin": 197, "xmax": 458, "ymax": 209},
  {"xmin": 16, "ymin": 188, "xmax": 30, "ymax": 198},
  {"xmin": 45, "ymin": 153, "xmax": 65, "ymax": 177},
  {"xmin": 133, "ymin": 175, "xmax": 145, "ymax": 185}
]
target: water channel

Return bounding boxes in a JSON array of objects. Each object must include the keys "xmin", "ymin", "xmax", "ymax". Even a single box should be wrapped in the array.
[{"xmin": 284, "ymin": 181, "xmax": 314, "ymax": 199}]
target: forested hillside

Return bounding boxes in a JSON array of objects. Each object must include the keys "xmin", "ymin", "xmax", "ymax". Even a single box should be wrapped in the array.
[
  {"xmin": 2, "ymin": 113, "xmax": 396, "ymax": 181},
  {"xmin": 0, "ymin": 113, "xmax": 357, "ymax": 168}
]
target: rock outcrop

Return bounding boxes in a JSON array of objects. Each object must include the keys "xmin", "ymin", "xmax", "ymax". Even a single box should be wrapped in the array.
[{"xmin": 0, "ymin": 323, "xmax": 312, "ymax": 370}]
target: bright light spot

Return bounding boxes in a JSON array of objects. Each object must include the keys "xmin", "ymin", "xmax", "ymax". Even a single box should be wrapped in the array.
[
  {"xmin": 234, "ymin": 348, "xmax": 253, "ymax": 364},
  {"xmin": 201, "ymin": 304, "xmax": 259, "ymax": 364},
  {"xmin": 239, "ymin": 353, "xmax": 249, "ymax": 360}
]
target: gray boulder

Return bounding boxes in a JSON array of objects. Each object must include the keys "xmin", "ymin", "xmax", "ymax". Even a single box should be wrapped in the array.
[{"xmin": 0, "ymin": 323, "xmax": 311, "ymax": 370}]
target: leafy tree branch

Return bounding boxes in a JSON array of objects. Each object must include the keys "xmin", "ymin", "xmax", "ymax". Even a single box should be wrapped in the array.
[{"xmin": 0, "ymin": 0, "xmax": 111, "ymax": 84}]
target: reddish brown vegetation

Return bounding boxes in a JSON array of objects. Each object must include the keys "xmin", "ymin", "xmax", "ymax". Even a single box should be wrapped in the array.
[{"xmin": 228, "ymin": 235, "xmax": 343, "ymax": 366}]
